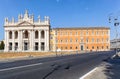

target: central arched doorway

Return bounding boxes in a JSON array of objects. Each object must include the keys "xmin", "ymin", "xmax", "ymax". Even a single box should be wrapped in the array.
[
  {"xmin": 81, "ymin": 45, "xmax": 84, "ymax": 51},
  {"xmin": 23, "ymin": 30, "xmax": 29, "ymax": 51}
]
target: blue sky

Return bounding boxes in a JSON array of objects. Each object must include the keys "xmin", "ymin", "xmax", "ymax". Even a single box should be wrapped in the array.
[{"xmin": 0, "ymin": 0, "xmax": 120, "ymax": 40}]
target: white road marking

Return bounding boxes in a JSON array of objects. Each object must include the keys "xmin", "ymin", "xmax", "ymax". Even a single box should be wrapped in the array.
[
  {"xmin": 0, "ymin": 63, "xmax": 43, "ymax": 72},
  {"xmin": 79, "ymin": 67, "xmax": 98, "ymax": 79}
]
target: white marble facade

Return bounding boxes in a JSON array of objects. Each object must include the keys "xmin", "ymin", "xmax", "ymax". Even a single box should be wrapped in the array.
[{"xmin": 4, "ymin": 10, "xmax": 50, "ymax": 52}]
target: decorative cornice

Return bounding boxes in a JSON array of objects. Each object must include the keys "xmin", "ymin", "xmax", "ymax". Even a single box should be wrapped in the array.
[
  {"xmin": 52, "ymin": 27, "xmax": 110, "ymax": 30},
  {"xmin": 4, "ymin": 10, "xmax": 50, "ymax": 26}
]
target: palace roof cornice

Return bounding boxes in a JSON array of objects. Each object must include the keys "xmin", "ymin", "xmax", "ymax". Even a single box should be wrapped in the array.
[{"xmin": 52, "ymin": 27, "xmax": 110, "ymax": 30}]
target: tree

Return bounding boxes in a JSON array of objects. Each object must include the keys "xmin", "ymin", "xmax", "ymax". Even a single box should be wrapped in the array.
[{"xmin": 0, "ymin": 41, "xmax": 4, "ymax": 50}]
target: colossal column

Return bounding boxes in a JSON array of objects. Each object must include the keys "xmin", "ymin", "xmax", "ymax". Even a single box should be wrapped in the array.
[
  {"xmin": 45, "ymin": 30, "xmax": 49, "ymax": 51},
  {"xmin": 31, "ymin": 30, "xmax": 34, "ymax": 51},
  {"xmin": 30, "ymin": 30, "xmax": 33, "ymax": 51},
  {"xmin": 18, "ymin": 30, "xmax": 22, "ymax": 52},
  {"xmin": 46, "ymin": 30, "xmax": 49, "ymax": 51}
]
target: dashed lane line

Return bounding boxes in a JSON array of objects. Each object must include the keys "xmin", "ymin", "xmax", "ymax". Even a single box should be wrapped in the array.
[{"xmin": 0, "ymin": 63, "xmax": 43, "ymax": 72}]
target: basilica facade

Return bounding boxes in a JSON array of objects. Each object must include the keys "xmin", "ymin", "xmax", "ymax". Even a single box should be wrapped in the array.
[{"xmin": 4, "ymin": 10, "xmax": 50, "ymax": 52}]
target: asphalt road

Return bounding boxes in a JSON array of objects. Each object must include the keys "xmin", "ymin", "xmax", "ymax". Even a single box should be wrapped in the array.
[{"xmin": 0, "ymin": 51, "xmax": 115, "ymax": 79}]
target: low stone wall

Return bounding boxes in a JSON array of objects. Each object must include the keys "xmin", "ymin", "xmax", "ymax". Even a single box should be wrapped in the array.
[
  {"xmin": 0, "ymin": 51, "xmax": 82, "ymax": 59},
  {"xmin": 0, "ymin": 52, "xmax": 55, "ymax": 59},
  {"xmin": 0, "ymin": 51, "xmax": 107, "ymax": 59}
]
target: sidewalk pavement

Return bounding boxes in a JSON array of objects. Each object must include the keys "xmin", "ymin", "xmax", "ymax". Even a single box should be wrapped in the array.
[
  {"xmin": 83, "ymin": 62, "xmax": 109, "ymax": 79},
  {"xmin": 104, "ymin": 57, "xmax": 120, "ymax": 79},
  {"xmin": 84, "ymin": 52, "xmax": 120, "ymax": 79}
]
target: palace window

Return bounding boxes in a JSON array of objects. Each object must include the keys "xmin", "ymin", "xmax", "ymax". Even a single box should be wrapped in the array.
[
  {"xmin": 86, "ymin": 38, "xmax": 88, "ymax": 43},
  {"xmin": 92, "ymin": 38, "xmax": 94, "ymax": 43},
  {"xmin": 97, "ymin": 46, "xmax": 99, "ymax": 49},
  {"xmin": 59, "ymin": 31, "xmax": 62, "ymax": 35},
  {"xmin": 101, "ymin": 31, "xmax": 103, "ymax": 35},
  {"xmin": 106, "ymin": 46, "xmax": 109, "ymax": 49},
  {"xmin": 65, "ymin": 39, "xmax": 67, "ymax": 43},
  {"xmin": 55, "ymin": 31, "xmax": 57, "ymax": 35},
  {"xmin": 65, "ymin": 47, "xmax": 67, "ymax": 49},
  {"xmin": 56, "ymin": 40, "xmax": 58, "ymax": 43},
  {"xmin": 65, "ymin": 32, "xmax": 67, "ymax": 35},
  {"xmin": 87, "ymin": 46, "xmax": 88, "ymax": 49},
  {"xmin": 97, "ymin": 39, "xmax": 99, "ymax": 43},
  {"xmin": 106, "ymin": 31, "xmax": 108, "ymax": 34},
  {"xmin": 76, "ymin": 39, "xmax": 78, "ymax": 42},
  {"xmin": 96, "ymin": 31, "xmax": 98, "ymax": 35},
  {"xmin": 61, "ymin": 47, "xmax": 63, "ymax": 50},
  {"xmin": 56, "ymin": 47, "xmax": 58, "ymax": 50},
  {"xmin": 50, "ymin": 35, "xmax": 53, "ymax": 39},
  {"xmin": 76, "ymin": 46, "xmax": 78, "ymax": 49},
  {"xmin": 70, "ymin": 32, "xmax": 72, "ymax": 35},
  {"xmin": 102, "ymin": 46, "xmax": 104, "ymax": 49},
  {"xmin": 80, "ymin": 31, "xmax": 83, "ymax": 36},
  {"xmin": 61, "ymin": 40, "xmax": 63, "ymax": 43},
  {"xmin": 106, "ymin": 38, "xmax": 109, "ymax": 42},
  {"xmin": 86, "ymin": 31, "xmax": 88, "ymax": 35},
  {"xmin": 50, "ymin": 46, "xmax": 52, "ymax": 50},
  {"xmin": 92, "ymin": 30, "xmax": 94, "ymax": 35},
  {"xmin": 70, "ymin": 38, "xmax": 72, "ymax": 42},
  {"xmin": 102, "ymin": 38, "xmax": 104, "ymax": 42},
  {"xmin": 76, "ymin": 32, "xmax": 78, "ymax": 35}
]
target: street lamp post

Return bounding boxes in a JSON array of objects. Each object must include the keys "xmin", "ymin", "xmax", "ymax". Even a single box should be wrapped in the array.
[{"xmin": 109, "ymin": 15, "xmax": 120, "ymax": 56}]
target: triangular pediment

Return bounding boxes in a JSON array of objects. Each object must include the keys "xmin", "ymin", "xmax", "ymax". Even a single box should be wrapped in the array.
[{"xmin": 17, "ymin": 21, "xmax": 34, "ymax": 26}]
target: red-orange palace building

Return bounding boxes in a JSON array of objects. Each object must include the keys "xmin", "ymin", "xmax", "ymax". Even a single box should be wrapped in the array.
[{"xmin": 50, "ymin": 27, "xmax": 110, "ymax": 52}]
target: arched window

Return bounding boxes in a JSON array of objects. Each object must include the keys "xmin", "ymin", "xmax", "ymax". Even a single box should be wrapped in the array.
[
  {"xmin": 9, "ymin": 31, "xmax": 12, "ymax": 39},
  {"xmin": 24, "ymin": 30, "xmax": 28, "ymax": 38},
  {"xmin": 15, "ymin": 31, "xmax": 18, "ymax": 39},
  {"xmin": 41, "ymin": 30, "xmax": 44, "ymax": 39},
  {"xmin": 35, "ymin": 30, "xmax": 39, "ymax": 39}
]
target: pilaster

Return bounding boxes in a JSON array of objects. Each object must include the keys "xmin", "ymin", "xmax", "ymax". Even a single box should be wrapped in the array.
[
  {"xmin": 39, "ymin": 30, "xmax": 41, "ymax": 51},
  {"xmin": 4, "ymin": 30, "xmax": 8, "ymax": 52},
  {"xmin": 12, "ymin": 30, "xmax": 15, "ymax": 51}
]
